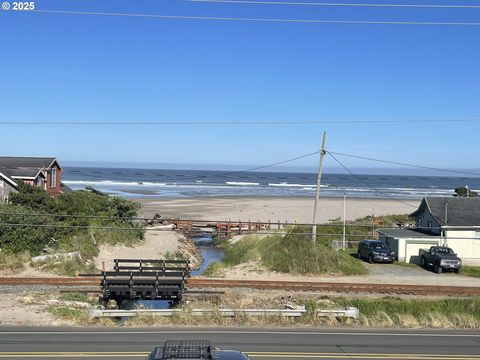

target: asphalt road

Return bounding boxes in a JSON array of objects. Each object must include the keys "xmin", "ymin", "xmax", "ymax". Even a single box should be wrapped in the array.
[{"xmin": 0, "ymin": 327, "xmax": 480, "ymax": 359}]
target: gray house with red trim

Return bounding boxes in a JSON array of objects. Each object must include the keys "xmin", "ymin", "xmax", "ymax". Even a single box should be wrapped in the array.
[{"xmin": 0, "ymin": 156, "xmax": 63, "ymax": 202}]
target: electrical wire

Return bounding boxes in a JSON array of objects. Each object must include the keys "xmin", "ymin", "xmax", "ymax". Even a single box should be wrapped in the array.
[
  {"xmin": 26, "ymin": 10, "xmax": 480, "ymax": 26},
  {"xmin": 1, "ymin": 149, "xmax": 321, "ymax": 191},
  {"xmin": 175, "ymin": 0, "xmax": 480, "ymax": 9},
  {"xmin": 0, "ymin": 211, "xmax": 419, "ymax": 227},
  {"xmin": 328, "ymin": 151, "xmax": 480, "ymax": 177},
  {"xmin": 3, "ymin": 118, "xmax": 480, "ymax": 125},
  {"xmin": 326, "ymin": 151, "xmax": 418, "ymax": 208},
  {"xmin": 0, "ymin": 222, "xmax": 476, "ymax": 240}
]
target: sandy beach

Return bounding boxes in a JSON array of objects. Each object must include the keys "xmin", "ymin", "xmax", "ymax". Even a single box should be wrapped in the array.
[{"xmin": 138, "ymin": 196, "xmax": 419, "ymax": 223}]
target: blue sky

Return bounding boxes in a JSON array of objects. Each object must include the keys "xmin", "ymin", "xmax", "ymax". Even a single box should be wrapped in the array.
[{"xmin": 0, "ymin": 0, "xmax": 479, "ymax": 173}]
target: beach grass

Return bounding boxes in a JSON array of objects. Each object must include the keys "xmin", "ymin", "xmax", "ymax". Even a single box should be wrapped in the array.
[
  {"xmin": 48, "ymin": 295, "xmax": 480, "ymax": 329},
  {"xmin": 35, "ymin": 257, "xmax": 97, "ymax": 276},
  {"xmin": 0, "ymin": 251, "xmax": 31, "ymax": 271},
  {"xmin": 207, "ymin": 226, "xmax": 367, "ymax": 276}
]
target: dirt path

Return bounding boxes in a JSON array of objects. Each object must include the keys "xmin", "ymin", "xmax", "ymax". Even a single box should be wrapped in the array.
[{"xmin": 95, "ymin": 227, "xmax": 182, "ymax": 271}]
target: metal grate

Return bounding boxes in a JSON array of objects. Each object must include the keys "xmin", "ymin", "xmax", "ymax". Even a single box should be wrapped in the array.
[{"xmin": 161, "ymin": 340, "xmax": 213, "ymax": 359}]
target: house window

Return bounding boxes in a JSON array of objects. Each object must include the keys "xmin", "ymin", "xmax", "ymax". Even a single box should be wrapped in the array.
[
  {"xmin": 50, "ymin": 168, "xmax": 56, "ymax": 188},
  {"xmin": 427, "ymin": 221, "xmax": 432, "ymax": 228}
]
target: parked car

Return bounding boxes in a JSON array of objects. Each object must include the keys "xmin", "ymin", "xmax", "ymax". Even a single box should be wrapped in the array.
[
  {"xmin": 419, "ymin": 246, "xmax": 462, "ymax": 274},
  {"xmin": 147, "ymin": 340, "xmax": 251, "ymax": 360},
  {"xmin": 357, "ymin": 239, "xmax": 395, "ymax": 264}
]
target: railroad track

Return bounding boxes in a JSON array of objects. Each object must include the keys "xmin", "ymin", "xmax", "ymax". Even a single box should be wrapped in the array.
[
  {"xmin": 1, "ymin": 277, "xmax": 479, "ymax": 296},
  {"xmin": 190, "ymin": 278, "xmax": 480, "ymax": 296}
]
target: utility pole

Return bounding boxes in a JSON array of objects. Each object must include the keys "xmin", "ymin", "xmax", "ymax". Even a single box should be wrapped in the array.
[
  {"xmin": 312, "ymin": 131, "xmax": 327, "ymax": 245},
  {"xmin": 342, "ymin": 193, "xmax": 346, "ymax": 250}
]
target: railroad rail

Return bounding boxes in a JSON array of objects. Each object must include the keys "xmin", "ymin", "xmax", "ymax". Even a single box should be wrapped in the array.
[{"xmin": 1, "ymin": 277, "xmax": 480, "ymax": 296}]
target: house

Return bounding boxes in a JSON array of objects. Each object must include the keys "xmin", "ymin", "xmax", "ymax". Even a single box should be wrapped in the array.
[
  {"xmin": 0, "ymin": 156, "xmax": 63, "ymax": 202},
  {"xmin": 378, "ymin": 197, "xmax": 480, "ymax": 265}
]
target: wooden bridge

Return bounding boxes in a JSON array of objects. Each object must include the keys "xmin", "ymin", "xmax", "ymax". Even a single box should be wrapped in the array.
[{"xmin": 171, "ymin": 219, "xmax": 292, "ymax": 238}]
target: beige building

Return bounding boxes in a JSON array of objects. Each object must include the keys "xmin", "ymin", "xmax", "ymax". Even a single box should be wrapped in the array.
[{"xmin": 379, "ymin": 197, "xmax": 480, "ymax": 265}]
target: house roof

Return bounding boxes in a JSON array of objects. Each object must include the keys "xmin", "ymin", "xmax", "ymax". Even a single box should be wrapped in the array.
[
  {"xmin": 410, "ymin": 197, "xmax": 480, "ymax": 227},
  {"xmin": 0, "ymin": 171, "xmax": 18, "ymax": 188},
  {"xmin": 0, "ymin": 156, "xmax": 60, "ymax": 179},
  {"xmin": 378, "ymin": 228, "xmax": 441, "ymax": 239}
]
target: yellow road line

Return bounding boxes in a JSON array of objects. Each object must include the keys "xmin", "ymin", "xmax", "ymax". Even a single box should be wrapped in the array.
[
  {"xmin": 248, "ymin": 352, "xmax": 480, "ymax": 357},
  {"xmin": 0, "ymin": 352, "xmax": 479, "ymax": 359}
]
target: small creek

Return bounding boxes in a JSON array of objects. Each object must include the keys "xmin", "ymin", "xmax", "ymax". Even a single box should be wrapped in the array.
[
  {"xmin": 121, "ymin": 235, "xmax": 224, "ymax": 310},
  {"xmin": 191, "ymin": 235, "xmax": 225, "ymax": 276}
]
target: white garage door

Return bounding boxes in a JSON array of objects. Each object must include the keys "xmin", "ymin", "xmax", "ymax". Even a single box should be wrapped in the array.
[{"xmin": 405, "ymin": 242, "xmax": 433, "ymax": 264}]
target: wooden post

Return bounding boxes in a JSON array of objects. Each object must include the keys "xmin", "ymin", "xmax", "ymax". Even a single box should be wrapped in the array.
[{"xmin": 312, "ymin": 131, "xmax": 327, "ymax": 245}]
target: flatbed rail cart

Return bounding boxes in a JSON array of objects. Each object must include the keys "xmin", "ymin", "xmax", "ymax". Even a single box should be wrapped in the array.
[{"xmin": 100, "ymin": 259, "xmax": 190, "ymax": 307}]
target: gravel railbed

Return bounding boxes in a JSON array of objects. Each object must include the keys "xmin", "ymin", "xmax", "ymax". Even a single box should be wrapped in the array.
[{"xmin": 0, "ymin": 285, "xmax": 99, "ymax": 294}]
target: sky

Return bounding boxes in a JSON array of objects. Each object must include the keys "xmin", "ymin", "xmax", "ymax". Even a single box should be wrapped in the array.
[{"xmin": 0, "ymin": 0, "xmax": 479, "ymax": 173}]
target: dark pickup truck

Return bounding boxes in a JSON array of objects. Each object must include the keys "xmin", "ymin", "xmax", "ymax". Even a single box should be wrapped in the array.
[{"xmin": 419, "ymin": 246, "xmax": 462, "ymax": 274}]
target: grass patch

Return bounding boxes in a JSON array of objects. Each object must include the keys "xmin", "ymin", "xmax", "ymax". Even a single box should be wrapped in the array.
[
  {"xmin": 0, "ymin": 251, "xmax": 31, "ymax": 271},
  {"xmin": 46, "ymin": 294, "xmax": 480, "ymax": 329},
  {"xmin": 462, "ymin": 266, "xmax": 480, "ymax": 277},
  {"xmin": 203, "ymin": 262, "xmax": 227, "ymax": 276},
  {"xmin": 58, "ymin": 292, "xmax": 97, "ymax": 305},
  {"xmin": 218, "ymin": 228, "xmax": 367, "ymax": 276},
  {"xmin": 315, "ymin": 214, "xmax": 411, "ymax": 249},
  {"xmin": 47, "ymin": 306, "xmax": 90, "ymax": 323},
  {"xmin": 35, "ymin": 257, "xmax": 97, "ymax": 276},
  {"xmin": 392, "ymin": 262, "xmax": 421, "ymax": 269},
  {"xmin": 330, "ymin": 297, "xmax": 480, "ymax": 328}
]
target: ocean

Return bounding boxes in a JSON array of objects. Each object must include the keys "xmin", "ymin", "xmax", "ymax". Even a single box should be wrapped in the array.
[{"xmin": 61, "ymin": 167, "xmax": 480, "ymax": 200}]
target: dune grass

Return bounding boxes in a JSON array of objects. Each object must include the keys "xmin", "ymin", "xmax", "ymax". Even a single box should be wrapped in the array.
[
  {"xmin": 48, "ymin": 295, "xmax": 480, "ymax": 329},
  {"xmin": 0, "ymin": 251, "xmax": 31, "ymax": 271},
  {"xmin": 206, "ymin": 226, "xmax": 367, "ymax": 276},
  {"xmin": 329, "ymin": 297, "xmax": 480, "ymax": 328}
]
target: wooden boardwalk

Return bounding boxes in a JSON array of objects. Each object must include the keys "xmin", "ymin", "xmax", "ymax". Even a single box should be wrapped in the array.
[{"xmin": 172, "ymin": 219, "xmax": 291, "ymax": 237}]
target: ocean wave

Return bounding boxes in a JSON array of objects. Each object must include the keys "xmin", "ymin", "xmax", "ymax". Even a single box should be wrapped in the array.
[
  {"xmin": 63, "ymin": 180, "xmax": 167, "ymax": 187},
  {"xmin": 226, "ymin": 181, "xmax": 260, "ymax": 186},
  {"xmin": 268, "ymin": 182, "xmax": 326, "ymax": 188}
]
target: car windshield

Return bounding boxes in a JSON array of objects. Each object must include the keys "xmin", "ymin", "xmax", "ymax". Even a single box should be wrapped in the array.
[
  {"xmin": 371, "ymin": 243, "xmax": 389, "ymax": 250},
  {"xmin": 436, "ymin": 248, "xmax": 454, "ymax": 255}
]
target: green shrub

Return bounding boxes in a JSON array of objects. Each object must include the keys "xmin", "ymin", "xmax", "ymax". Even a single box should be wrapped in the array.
[{"xmin": 0, "ymin": 185, "xmax": 144, "ymax": 263}]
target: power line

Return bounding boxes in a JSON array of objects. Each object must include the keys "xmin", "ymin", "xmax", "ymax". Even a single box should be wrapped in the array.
[
  {"xmin": 60, "ymin": 149, "xmax": 320, "ymax": 184},
  {"xmin": 217, "ymin": 151, "xmax": 319, "ymax": 176},
  {"xmin": 31, "ymin": 9, "xmax": 480, "ymax": 27},
  {"xmin": 176, "ymin": 0, "xmax": 480, "ymax": 9},
  {"xmin": 0, "ymin": 212, "xmax": 420, "ymax": 227},
  {"xmin": 0, "ymin": 222, "xmax": 478, "ymax": 240},
  {"xmin": 3, "ymin": 118, "xmax": 480, "ymax": 126},
  {"xmin": 328, "ymin": 151, "xmax": 480, "ymax": 177},
  {"xmin": 326, "ymin": 151, "xmax": 418, "ymax": 208}
]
